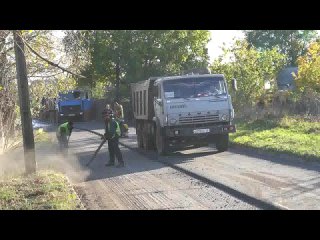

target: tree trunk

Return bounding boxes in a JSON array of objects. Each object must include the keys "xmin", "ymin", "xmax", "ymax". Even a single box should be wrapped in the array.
[{"xmin": 13, "ymin": 30, "xmax": 36, "ymax": 175}]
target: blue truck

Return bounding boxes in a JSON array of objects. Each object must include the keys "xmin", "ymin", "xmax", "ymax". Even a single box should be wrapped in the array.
[{"xmin": 57, "ymin": 90, "xmax": 94, "ymax": 123}]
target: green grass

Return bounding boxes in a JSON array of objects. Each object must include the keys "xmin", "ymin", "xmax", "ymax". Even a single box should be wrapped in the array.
[
  {"xmin": 230, "ymin": 116, "xmax": 320, "ymax": 160},
  {"xmin": 0, "ymin": 170, "xmax": 84, "ymax": 210},
  {"xmin": 3, "ymin": 129, "xmax": 52, "ymax": 153}
]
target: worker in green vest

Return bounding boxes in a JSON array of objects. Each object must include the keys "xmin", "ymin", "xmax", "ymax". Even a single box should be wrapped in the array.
[
  {"xmin": 104, "ymin": 112, "xmax": 124, "ymax": 167},
  {"xmin": 56, "ymin": 121, "xmax": 73, "ymax": 151},
  {"xmin": 113, "ymin": 100, "xmax": 128, "ymax": 137}
]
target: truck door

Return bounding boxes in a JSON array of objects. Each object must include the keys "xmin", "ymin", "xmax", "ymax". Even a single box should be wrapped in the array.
[{"xmin": 153, "ymin": 83, "xmax": 163, "ymax": 126}]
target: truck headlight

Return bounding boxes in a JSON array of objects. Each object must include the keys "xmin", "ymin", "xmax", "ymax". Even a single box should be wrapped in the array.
[
  {"xmin": 230, "ymin": 109, "xmax": 234, "ymax": 121},
  {"xmin": 60, "ymin": 113, "xmax": 64, "ymax": 116},
  {"xmin": 221, "ymin": 114, "xmax": 227, "ymax": 121},
  {"xmin": 80, "ymin": 112, "xmax": 83, "ymax": 115},
  {"xmin": 169, "ymin": 118, "xmax": 177, "ymax": 125}
]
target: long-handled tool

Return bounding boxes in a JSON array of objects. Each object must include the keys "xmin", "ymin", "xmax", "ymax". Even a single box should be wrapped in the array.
[
  {"xmin": 73, "ymin": 127, "xmax": 108, "ymax": 166},
  {"xmin": 74, "ymin": 127, "xmax": 104, "ymax": 138},
  {"xmin": 86, "ymin": 137, "xmax": 107, "ymax": 166}
]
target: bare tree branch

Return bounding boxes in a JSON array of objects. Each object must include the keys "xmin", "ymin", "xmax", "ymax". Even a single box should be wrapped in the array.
[
  {"xmin": 20, "ymin": 33, "xmax": 86, "ymax": 79},
  {"xmin": 30, "ymin": 72, "xmax": 63, "ymax": 78}
]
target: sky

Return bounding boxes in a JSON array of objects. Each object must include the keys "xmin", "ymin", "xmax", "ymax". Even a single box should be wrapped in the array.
[{"xmin": 208, "ymin": 30, "xmax": 244, "ymax": 60}]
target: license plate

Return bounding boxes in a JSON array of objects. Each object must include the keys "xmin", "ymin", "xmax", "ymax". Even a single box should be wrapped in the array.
[
  {"xmin": 68, "ymin": 114, "xmax": 76, "ymax": 116},
  {"xmin": 193, "ymin": 129, "xmax": 210, "ymax": 134}
]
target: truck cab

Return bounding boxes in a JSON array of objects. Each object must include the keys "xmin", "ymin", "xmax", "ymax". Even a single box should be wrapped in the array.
[{"xmin": 57, "ymin": 90, "xmax": 93, "ymax": 123}]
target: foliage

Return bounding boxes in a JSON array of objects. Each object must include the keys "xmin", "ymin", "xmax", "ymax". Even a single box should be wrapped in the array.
[
  {"xmin": 210, "ymin": 40, "xmax": 286, "ymax": 110},
  {"xmin": 63, "ymin": 30, "xmax": 211, "ymax": 98},
  {"xmin": 295, "ymin": 42, "xmax": 320, "ymax": 93},
  {"xmin": 91, "ymin": 81, "xmax": 107, "ymax": 99},
  {"xmin": 244, "ymin": 30, "xmax": 317, "ymax": 66},
  {"xmin": 1, "ymin": 30, "xmax": 74, "ymax": 118},
  {"xmin": 29, "ymin": 77, "xmax": 77, "ymax": 117},
  {"xmin": 0, "ymin": 87, "xmax": 16, "ymax": 153}
]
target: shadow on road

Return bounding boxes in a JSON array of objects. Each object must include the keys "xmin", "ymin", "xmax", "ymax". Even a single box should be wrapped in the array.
[
  {"xmin": 73, "ymin": 147, "xmax": 170, "ymax": 182},
  {"xmin": 228, "ymin": 146, "xmax": 320, "ymax": 173}
]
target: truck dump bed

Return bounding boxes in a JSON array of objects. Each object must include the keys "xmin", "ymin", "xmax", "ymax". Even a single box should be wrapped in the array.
[{"xmin": 130, "ymin": 78, "xmax": 157, "ymax": 121}]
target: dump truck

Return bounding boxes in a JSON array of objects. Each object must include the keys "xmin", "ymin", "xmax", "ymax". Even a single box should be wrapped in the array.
[
  {"xmin": 57, "ymin": 90, "xmax": 94, "ymax": 123},
  {"xmin": 130, "ymin": 71, "xmax": 237, "ymax": 155}
]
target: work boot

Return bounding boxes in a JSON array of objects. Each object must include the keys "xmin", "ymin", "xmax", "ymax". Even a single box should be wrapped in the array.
[{"xmin": 105, "ymin": 162, "xmax": 115, "ymax": 167}]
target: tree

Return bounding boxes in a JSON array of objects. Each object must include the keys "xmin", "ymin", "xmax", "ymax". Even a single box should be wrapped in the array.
[
  {"xmin": 63, "ymin": 30, "xmax": 211, "ymax": 99},
  {"xmin": 244, "ymin": 30, "xmax": 317, "ymax": 66},
  {"xmin": 210, "ymin": 40, "xmax": 286, "ymax": 110},
  {"xmin": 29, "ymin": 77, "xmax": 77, "ymax": 117},
  {"xmin": 0, "ymin": 87, "xmax": 16, "ymax": 153},
  {"xmin": 14, "ymin": 30, "xmax": 36, "ymax": 174},
  {"xmin": 0, "ymin": 30, "xmax": 79, "ymax": 157},
  {"xmin": 295, "ymin": 42, "xmax": 320, "ymax": 93}
]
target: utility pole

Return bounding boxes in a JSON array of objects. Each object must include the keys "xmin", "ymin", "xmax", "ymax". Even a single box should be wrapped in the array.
[{"xmin": 13, "ymin": 30, "xmax": 36, "ymax": 175}]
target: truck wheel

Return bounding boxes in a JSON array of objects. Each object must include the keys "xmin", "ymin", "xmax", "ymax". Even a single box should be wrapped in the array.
[
  {"xmin": 142, "ymin": 129, "xmax": 150, "ymax": 150},
  {"xmin": 156, "ymin": 125, "xmax": 167, "ymax": 155},
  {"xmin": 137, "ymin": 128, "xmax": 143, "ymax": 149},
  {"xmin": 216, "ymin": 134, "xmax": 229, "ymax": 152}
]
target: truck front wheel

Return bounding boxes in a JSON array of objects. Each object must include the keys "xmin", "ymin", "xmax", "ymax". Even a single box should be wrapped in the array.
[
  {"xmin": 156, "ymin": 125, "xmax": 167, "ymax": 155},
  {"xmin": 216, "ymin": 134, "xmax": 229, "ymax": 152}
]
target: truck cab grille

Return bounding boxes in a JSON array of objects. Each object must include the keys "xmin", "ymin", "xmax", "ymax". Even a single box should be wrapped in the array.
[
  {"xmin": 61, "ymin": 105, "xmax": 81, "ymax": 114},
  {"xmin": 179, "ymin": 114, "xmax": 219, "ymax": 124}
]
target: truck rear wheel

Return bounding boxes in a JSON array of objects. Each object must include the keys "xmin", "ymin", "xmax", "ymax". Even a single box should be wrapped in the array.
[
  {"xmin": 216, "ymin": 134, "xmax": 229, "ymax": 152},
  {"xmin": 137, "ymin": 128, "xmax": 144, "ymax": 148},
  {"xmin": 142, "ymin": 128, "xmax": 151, "ymax": 150},
  {"xmin": 156, "ymin": 125, "xmax": 167, "ymax": 155}
]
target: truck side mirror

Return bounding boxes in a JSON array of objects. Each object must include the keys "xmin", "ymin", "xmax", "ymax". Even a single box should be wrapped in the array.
[
  {"xmin": 231, "ymin": 78, "xmax": 237, "ymax": 91},
  {"xmin": 155, "ymin": 98, "xmax": 163, "ymax": 106}
]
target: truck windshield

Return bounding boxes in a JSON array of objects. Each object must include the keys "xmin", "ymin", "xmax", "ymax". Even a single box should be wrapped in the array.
[
  {"xmin": 163, "ymin": 77, "xmax": 227, "ymax": 99},
  {"xmin": 59, "ymin": 91, "xmax": 84, "ymax": 100}
]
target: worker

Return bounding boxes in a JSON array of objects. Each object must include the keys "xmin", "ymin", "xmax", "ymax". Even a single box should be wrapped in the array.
[
  {"xmin": 56, "ymin": 121, "xmax": 73, "ymax": 151},
  {"xmin": 104, "ymin": 112, "xmax": 124, "ymax": 168},
  {"xmin": 113, "ymin": 100, "xmax": 127, "ymax": 137},
  {"xmin": 114, "ymin": 101, "xmax": 124, "ymax": 119},
  {"xmin": 105, "ymin": 104, "xmax": 113, "ymax": 114},
  {"xmin": 102, "ymin": 104, "xmax": 113, "ymax": 125},
  {"xmin": 48, "ymin": 98, "xmax": 56, "ymax": 124}
]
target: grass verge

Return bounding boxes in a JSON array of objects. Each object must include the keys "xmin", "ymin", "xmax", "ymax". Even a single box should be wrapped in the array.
[
  {"xmin": 34, "ymin": 128, "xmax": 52, "ymax": 143},
  {"xmin": 230, "ymin": 116, "xmax": 320, "ymax": 160},
  {"xmin": 1, "ymin": 128, "xmax": 52, "ymax": 153},
  {"xmin": 0, "ymin": 170, "xmax": 84, "ymax": 210}
]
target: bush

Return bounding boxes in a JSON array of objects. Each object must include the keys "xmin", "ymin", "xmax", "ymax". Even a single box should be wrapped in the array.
[
  {"xmin": 0, "ymin": 88, "xmax": 17, "ymax": 153},
  {"xmin": 210, "ymin": 40, "xmax": 286, "ymax": 111}
]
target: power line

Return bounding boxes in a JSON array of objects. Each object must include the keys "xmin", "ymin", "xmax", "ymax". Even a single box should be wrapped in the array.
[{"xmin": 19, "ymin": 33, "xmax": 86, "ymax": 79}]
